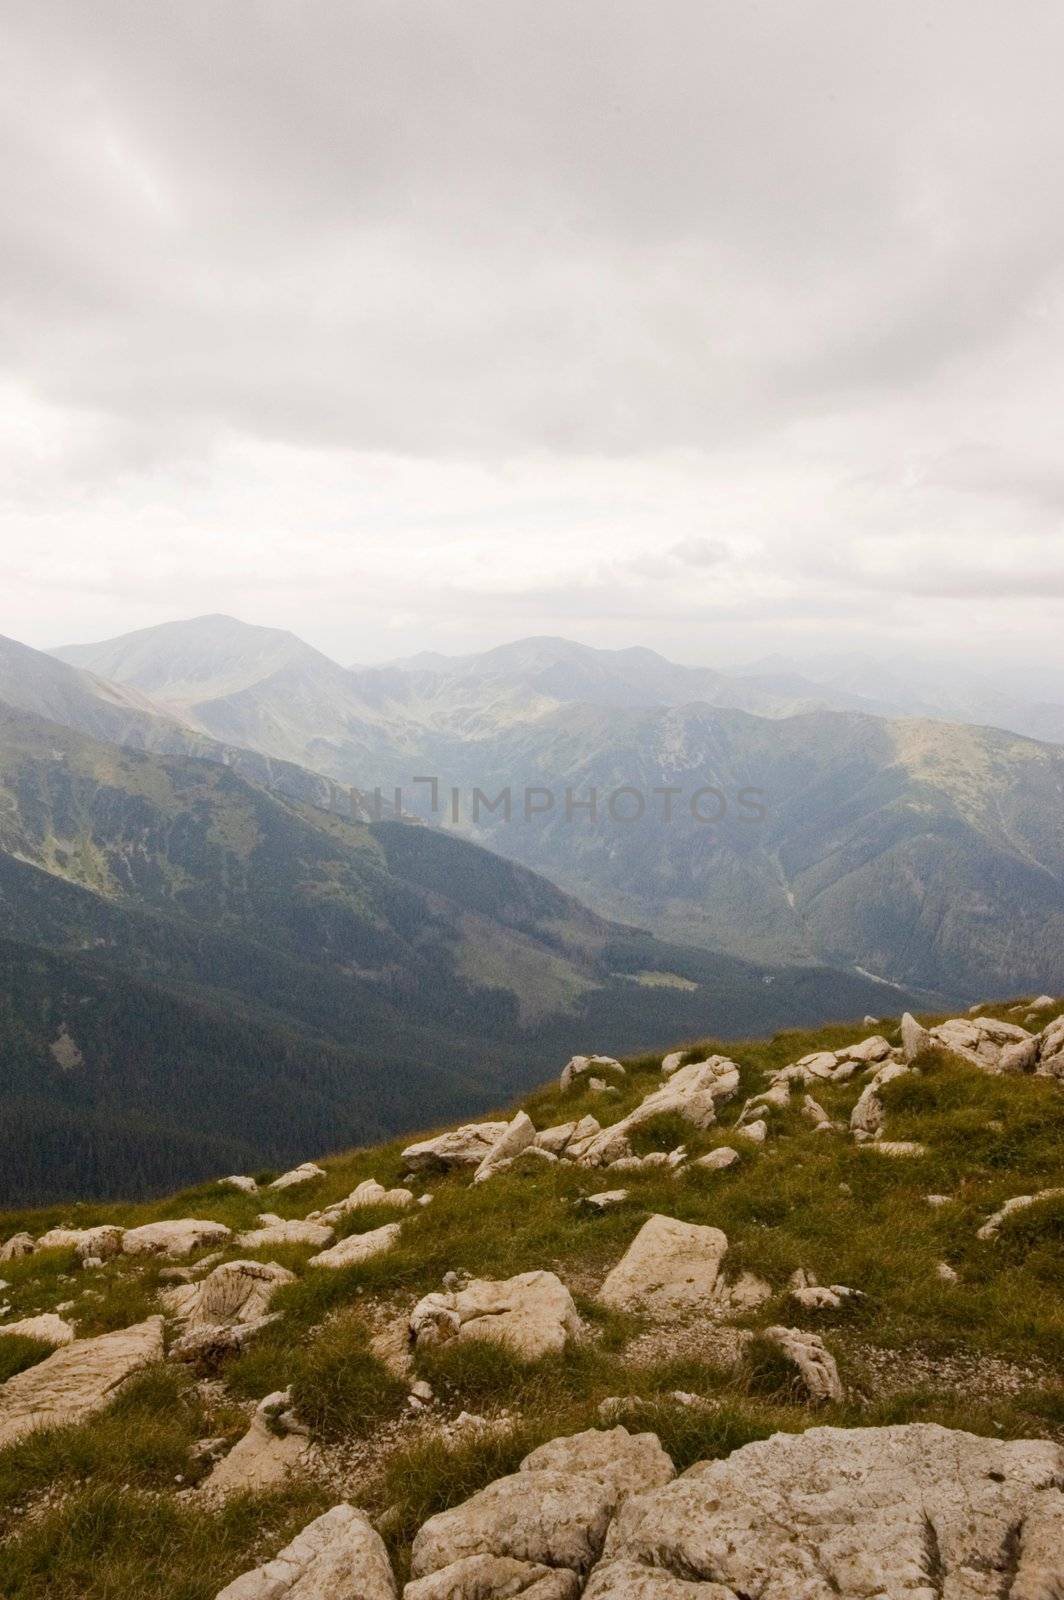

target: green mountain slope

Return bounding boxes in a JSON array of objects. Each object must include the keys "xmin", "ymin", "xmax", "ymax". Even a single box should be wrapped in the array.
[{"xmin": 0, "ymin": 705, "xmax": 907, "ymax": 1203}]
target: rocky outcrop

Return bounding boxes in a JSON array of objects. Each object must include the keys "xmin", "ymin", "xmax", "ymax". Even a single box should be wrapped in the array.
[
  {"xmin": 409, "ymin": 1428, "xmax": 674, "ymax": 1598},
  {"xmin": 900, "ymin": 1011, "xmax": 931, "ymax": 1061},
  {"xmin": 0, "ymin": 1316, "xmax": 164, "ymax": 1447},
  {"xmin": 309, "ymin": 1223, "xmax": 401, "ymax": 1269},
  {"xmin": 410, "ymin": 1272, "xmax": 582, "ymax": 1361},
  {"xmin": 402, "ymin": 1124, "xmax": 511, "ymax": 1173},
  {"xmin": 473, "ymin": 1113, "xmax": 536, "ymax": 1184},
  {"xmin": 576, "ymin": 1059, "xmax": 740, "ymax": 1168},
  {"xmin": 849, "ymin": 1060, "xmax": 909, "ymax": 1140},
  {"xmin": 215, "ymin": 1503, "xmax": 396, "ymax": 1600},
  {"xmin": 929, "ymin": 1014, "xmax": 1033, "ymax": 1071},
  {"xmin": 774, "ymin": 1036, "xmax": 897, "ymax": 1088},
  {"xmin": 597, "ymin": 1216, "xmax": 729, "ymax": 1318},
  {"xmin": 560, "ymin": 1055, "xmax": 625, "ymax": 1091},
  {"xmin": 585, "ymin": 1424, "xmax": 1064, "ymax": 1599},
  {"xmin": 122, "ymin": 1220, "xmax": 232, "ymax": 1258}
]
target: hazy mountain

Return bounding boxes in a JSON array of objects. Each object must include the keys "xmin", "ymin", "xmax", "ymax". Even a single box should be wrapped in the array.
[
  {"xmin": 0, "ymin": 704, "xmax": 903, "ymax": 1202},
  {"xmin": 44, "ymin": 617, "xmax": 1064, "ymax": 1000}
]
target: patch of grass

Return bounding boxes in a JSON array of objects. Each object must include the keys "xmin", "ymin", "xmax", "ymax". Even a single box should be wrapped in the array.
[
  {"xmin": 0, "ymin": 1365, "xmax": 243, "ymax": 1516},
  {"xmin": 0, "ymin": 1335, "xmax": 52, "ymax": 1385},
  {"xmin": 0, "ymin": 1483, "xmax": 327, "ymax": 1600}
]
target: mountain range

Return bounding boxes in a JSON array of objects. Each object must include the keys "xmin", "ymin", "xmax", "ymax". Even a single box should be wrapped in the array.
[
  {"xmin": 48, "ymin": 615, "xmax": 1064, "ymax": 998},
  {"xmin": 0, "ymin": 675, "xmax": 899, "ymax": 1204}
]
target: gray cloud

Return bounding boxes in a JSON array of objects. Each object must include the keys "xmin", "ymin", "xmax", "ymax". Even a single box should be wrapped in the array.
[{"xmin": 0, "ymin": 1, "xmax": 1063, "ymax": 668}]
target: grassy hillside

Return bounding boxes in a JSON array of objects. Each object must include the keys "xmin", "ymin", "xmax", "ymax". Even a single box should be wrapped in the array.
[
  {"xmin": 0, "ymin": 706, "xmax": 908, "ymax": 1203},
  {"xmin": 0, "ymin": 998, "xmax": 1061, "ymax": 1597}
]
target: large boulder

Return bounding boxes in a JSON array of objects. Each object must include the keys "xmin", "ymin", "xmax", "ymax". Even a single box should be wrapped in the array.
[
  {"xmin": 0, "ymin": 1316, "xmax": 164, "ymax": 1447},
  {"xmin": 597, "ymin": 1216, "xmax": 729, "ymax": 1318},
  {"xmin": 409, "ymin": 1428, "xmax": 674, "ymax": 1597},
  {"xmin": 35, "ymin": 1225, "xmax": 125, "ymax": 1261},
  {"xmin": 585, "ymin": 1424, "xmax": 1064, "ymax": 1600},
  {"xmin": 0, "ymin": 1232, "xmax": 34, "ymax": 1261},
  {"xmin": 215, "ymin": 1503, "xmax": 396, "ymax": 1600},
  {"xmin": 122, "ymin": 1220, "xmax": 232, "ymax": 1258},
  {"xmin": 535, "ymin": 1116, "xmax": 603, "ymax": 1161},
  {"xmin": 402, "ymin": 1124, "xmax": 511, "ymax": 1174},
  {"xmin": 410, "ymin": 1271, "xmax": 582, "ymax": 1361},
  {"xmin": 309, "ymin": 1223, "xmax": 401, "ymax": 1269}
]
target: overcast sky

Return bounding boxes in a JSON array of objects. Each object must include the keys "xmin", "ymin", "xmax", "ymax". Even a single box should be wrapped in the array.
[{"xmin": 2, "ymin": 1, "xmax": 1063, "ymax": 674}]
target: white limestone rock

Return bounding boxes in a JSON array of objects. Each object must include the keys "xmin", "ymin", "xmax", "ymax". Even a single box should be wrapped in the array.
[
  {"xmin": 410, "ymin": 1427, "xmax": 674, "ymax": 1592},
  {"xmin": 238, "ymin": 1220, "xmax": 334, "ymax": 1251},
  {"xmin": 320, "ymin": 1179, "xmax": 414, "ymax": 1224},
  {"xmin": 690, "ymin": 1147, "xmax": 739, "ymax": 1172},
  {"xmin": 0, "ymin": 1316, "xmax": 164, "ymax": 1447},
  {"xmin": 402, "ymin": 1124, "xmax": 511, "ymax": 1174},
  {"xmin": 268, "ymin": 1162, "xmax": 326, "ymax": 1191},
  {"xmin": 122, "ymin": 1220, "xmax": 232, "ymax": 1258},
  {"xmin": 35, "ymin": 1224, "xmax": 125, "ymax": 1261},
  {"xmin": 597, "ymin": 1215, "xmax": 729, "ymax": 1318},
  {"xmin": 214, "ymin": 1503, "xmax": 397, "ymax": 1600},
  {"xmin": 560, "ymin": 1055, "xmax": 626, "ymax": 1091},
  {"xmin": 759, "ymin": 1325, "xmax": 844, "ymax": 1403},
  {"xmin": 162, "ymin": 1258, "xmax": 294, "ymax": 1329},
  {"xmin": 473, "ymin": 1113, "xmax": 536, "ymax": 1184},
  {"xmin": 201, "ymin": 1389, "xmax": 309, "ymax": 1499},
  {"xmin": 586, "ymin": 1423, "xmax": 1064, "ymax": 1600},
  {"xmin": 0, "ymin": 1312, "xmax": 75, "ymax": 1347},
  {"xmin": 410, "ymin": 1271, "xmax": 582, "ymax": 1361},
  {"xmin": 977, "ymin": 1188, "xmax": 1064, "ymax": 1241},
  {"xmin": 309, "ymin": 1223, "xmax": 401, "ymax": 1269}
]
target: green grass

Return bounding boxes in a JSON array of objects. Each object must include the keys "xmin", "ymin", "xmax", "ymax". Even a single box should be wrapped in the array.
[
  {"xmin": 1, "ymin": 999, "xmax": 1063, "ymax": 1594},
  {"xmin": 0, "ymin": 1336, "xmax": 52, "ymax": 1385}
]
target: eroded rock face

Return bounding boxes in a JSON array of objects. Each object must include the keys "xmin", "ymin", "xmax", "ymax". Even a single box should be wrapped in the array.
[
  {"xmin": 406, "ymin": 1554, "xmax": 580, "ymax": 1600},
  {"xmin": 586, "ymin": 1424, "xmax": 1064, "ymax": 1600},
  {"xmin": 410, "ymin": 1271, "xmax": 583, "ymax": 1361},
  {"xmin": 162, "ymin": 1258, "xmax": 294, "ymax": 1328},
  {"xmin": 597, "ymin": 1216, "xmax": 729, "ymax": 1318},
  {"xmin": 0, "ymin": 1316, "xmax": 164, "ymax": 1447},
  {"xmin": 215, "ymin": 1503, "xmax": 396, "ymax": 1600},
  {"xmin": 409, "ymin": 1428, "xmax": 674, "ymax": 1595},
  {"xmin": 122, "ymin": 1220, "xmax": 232, "ymax": 1258},
  {"xmin": 402, "ymin": 1124, "xmax": 511, "ymax": 1174}
]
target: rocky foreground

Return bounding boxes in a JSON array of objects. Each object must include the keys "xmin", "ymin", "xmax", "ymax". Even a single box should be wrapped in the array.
[{"xmin": 1, "ymin": 999, "xmax": 1063, "ymax": 1597}]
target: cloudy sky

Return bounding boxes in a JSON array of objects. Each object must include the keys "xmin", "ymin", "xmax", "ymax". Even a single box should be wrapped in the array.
[{"xmin": 2, "ymin": 0, "xmax": 1063, "ymax": 674}]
